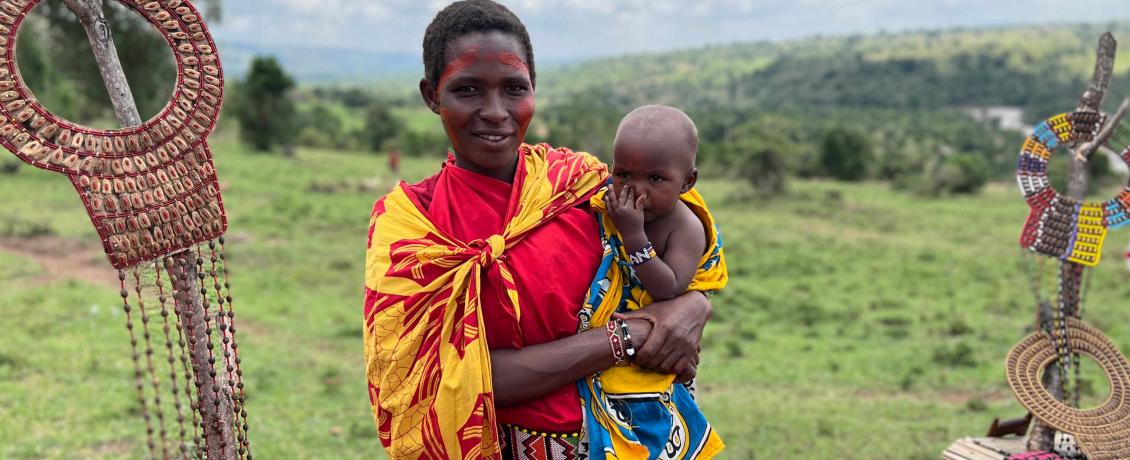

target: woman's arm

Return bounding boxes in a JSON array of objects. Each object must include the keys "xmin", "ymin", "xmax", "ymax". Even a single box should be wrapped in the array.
[
  {"xmin": 492, "ymin": 318, "xmax": 652, "ymax": 407},
  {"xmin": 492, "ymin": 290, "xmax": 714, "ymax": 406}
]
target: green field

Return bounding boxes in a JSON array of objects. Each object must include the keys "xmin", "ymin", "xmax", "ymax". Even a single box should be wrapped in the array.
[{"xmin": 4, "ymin": 141, "xmax": 1130, "ymax": 459}]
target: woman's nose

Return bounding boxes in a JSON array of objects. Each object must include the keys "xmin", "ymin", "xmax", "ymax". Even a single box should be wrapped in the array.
[{"xmin": 479, "ymin": 91, "xmax": 508, "ymax": 124}]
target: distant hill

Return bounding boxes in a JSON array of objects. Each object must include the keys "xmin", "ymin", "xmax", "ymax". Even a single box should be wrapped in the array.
[
  {"xmin": 215, "ymin": 40, "xmax": 421, "ymax": 84},
  {"xmin": 537, "ymin": 22, "xmax": 1130, "ymax": 122},
  {"xmin": 222, "ymin": 21, "xmax": 1130, "ymax": 117}
]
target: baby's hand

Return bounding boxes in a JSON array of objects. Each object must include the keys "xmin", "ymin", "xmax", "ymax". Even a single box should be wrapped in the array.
[{"xmin": 605, "ymin": 186, "xmax": 646, "ymax": 234}]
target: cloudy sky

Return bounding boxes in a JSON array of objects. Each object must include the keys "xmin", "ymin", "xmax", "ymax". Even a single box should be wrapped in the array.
[{"xmin": 211, "ymin": 0, "xmax": 1130, "ymax": 60}]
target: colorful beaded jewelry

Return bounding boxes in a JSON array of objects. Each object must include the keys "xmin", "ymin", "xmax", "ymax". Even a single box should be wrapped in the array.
[
  {"xmin": 1016, "ymin": 111, "xmax": 1122, "ymax": 266},
  {"xmin": 504, "ymin": 424, "xmax": 582, "ymax": 439},
  {"xmin": 607, "ymin": 320, "xmax": 626, "ymax": 364},
  {"xmin": 627, "ymin": 242, "xmax": 656, "ymax": 267},
  {"xmin": 618, "ymin": 318, "xmax": 636, "ymax": 358}
]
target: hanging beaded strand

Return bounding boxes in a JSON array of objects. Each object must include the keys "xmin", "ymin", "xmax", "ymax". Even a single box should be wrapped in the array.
[
  {"xmin": 172, "ymin": 254, "xmax": 210, "ymax": 451},
  {"xmin": 1054, "ymin": 262, "xmax": 1088, "ymax": 403},
  {"xmin": 133, "ymin": 268, "xmax": 171, "ymax": 459},
  {"xmin": 194, "ymin": 246, "xmax": 230, "ymax": 454},
  {"xmin": 216, "ymin": 236, "xmax": 252, "ymax": 458},
  {"xmin": 1072, "ymin": 267, "xmax": 1093, "ymax": 409},
  {"xmin": 154, "ymin": 261, "xmax": 194, "ymax": 458},
  {"xmin": 206, "ymin": 239, "xmax": 249, "ymax": 459},
  {"xmin": 163, "ymin": 257, "xmax": 206, "ymax": 458},
  {"xmin": 120, "ymin": 269, "xmax": 158, "ymax": 459}
]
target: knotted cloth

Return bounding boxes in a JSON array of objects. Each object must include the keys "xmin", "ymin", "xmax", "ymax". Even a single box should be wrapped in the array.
[{"xmin": 364, "ymin": 144, "xmax": 607, "ymax": 459}]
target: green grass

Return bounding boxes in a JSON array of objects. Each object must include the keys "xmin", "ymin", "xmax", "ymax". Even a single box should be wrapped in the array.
[
  {"xmin": 390, "ymin": 106, "xmax": 446, "ymax": 135},
  {"xmin": 3, "ymin": 142, "xmax": 1130, "ymax": 458}
]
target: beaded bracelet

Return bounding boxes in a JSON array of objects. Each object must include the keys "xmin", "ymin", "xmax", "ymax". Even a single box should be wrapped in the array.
[
  {"xmin": 628, "ymin": 242, "xmax": 656, "ymax": 267},
  {"xmin": 607, "ymin": 320, "xmax": 626, "ymax": 364},
  {"xmin": 618, "ymin": 318, "xmax": 636, "ymax": 358}
]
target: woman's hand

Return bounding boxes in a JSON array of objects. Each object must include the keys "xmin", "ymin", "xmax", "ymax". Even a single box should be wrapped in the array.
[
  {"xmin": 624, "ymin": 318, "xmax": 653, "ymax": 351},
  {"xmin": 615, "ymin": 291, "xmax": 711, "ymax": 379}
]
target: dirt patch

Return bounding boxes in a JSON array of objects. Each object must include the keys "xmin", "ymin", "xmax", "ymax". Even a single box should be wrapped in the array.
[
  {"xmin": 0, "ymin": 236, "xmax": 120, "ymax": 290},
  {"xmin": 88, "ymin": 439, "xmax": 134, "ymax": 458}
]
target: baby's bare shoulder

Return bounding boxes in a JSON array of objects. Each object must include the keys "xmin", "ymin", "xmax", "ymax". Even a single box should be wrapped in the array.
[
  {"xmin": 675, "ymin": 200, "xmax": 705, "ymax": 230},
  {"xmin": 667, "ymin": 201, "xmax": 706, "ymax": 244}
]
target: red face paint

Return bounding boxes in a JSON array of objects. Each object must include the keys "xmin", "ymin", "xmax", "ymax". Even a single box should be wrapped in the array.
[
  {"xmin": 514, "ymin": 96, "xmax": 535, "ymax": 142},
  {"xmin": 493, "ymin": 51, "xmax": 530, "ymax": 74},
  {"xmin": 434, "ymin": 50, "xmax": 530, "ymax": 99},
  {"xmin": 439, "ymin": 107, "xmax": 463, "ymax": 154},
  {"xmin": 435, "ymin": 48, "xmax": 479, "ymax": 99}
]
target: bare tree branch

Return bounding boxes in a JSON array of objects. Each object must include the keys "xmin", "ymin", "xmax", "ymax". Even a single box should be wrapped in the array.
[{"xmin": 1077, "ymin": 97, "xmax": 1130, "ymax": 161}]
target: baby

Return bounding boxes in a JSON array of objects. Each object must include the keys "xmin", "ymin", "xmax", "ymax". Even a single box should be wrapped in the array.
[
  {"xmin": 581, "ymin": 105, "xmax": 727, "ymax": 459},
  {"xmin": 604, "ymin": 104, "xmax": 706, "ymax": 302}
]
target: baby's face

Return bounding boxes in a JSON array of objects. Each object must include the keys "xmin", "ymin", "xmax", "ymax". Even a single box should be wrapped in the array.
[{"xmin": 610, "ymin": 134, "xmax": 694, "ymax": 222}]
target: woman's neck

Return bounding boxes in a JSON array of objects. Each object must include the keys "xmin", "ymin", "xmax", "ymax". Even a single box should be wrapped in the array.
[{"xmin": 452, "ymin": 152, "xmax": 520, "ymax": 184}]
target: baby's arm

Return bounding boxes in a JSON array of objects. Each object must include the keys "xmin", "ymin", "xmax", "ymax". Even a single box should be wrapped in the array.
[{"xmin": 606, "ymin": 187, "xmax": 707, "ymax": 300}]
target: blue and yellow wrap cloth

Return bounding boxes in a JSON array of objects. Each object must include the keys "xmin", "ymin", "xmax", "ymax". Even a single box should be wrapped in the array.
[{"xmin": 577, "ymin": 188, "xmax": 727, "ymax": 459}]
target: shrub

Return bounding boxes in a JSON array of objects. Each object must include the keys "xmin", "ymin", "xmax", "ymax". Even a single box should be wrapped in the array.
[
  {"xmin": 296, "ymin": 104, "xmax": 345, "ymax": 149},
  {"xmin": 929, "ymin": 154, "xmax": 990, "ymax": 195},
  {"xmin": 361, "ymin": 103, "xmax": 403, "ymax": 152},
  {"xmin": 235, "ymin": 57, "xmax": 298, "ymax": 153},
  {"xmin": 738, "ymin": 148, "xmax": 789, "ymax": 196},
  {"xmin": 820, "ymin": 128, "xmax": 872, "ymax": 181}
]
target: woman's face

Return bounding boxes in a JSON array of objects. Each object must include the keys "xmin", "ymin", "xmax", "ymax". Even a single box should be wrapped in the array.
[{"xmin": 421, "ymin": 31, "xmax": 535, "ymax": 182}]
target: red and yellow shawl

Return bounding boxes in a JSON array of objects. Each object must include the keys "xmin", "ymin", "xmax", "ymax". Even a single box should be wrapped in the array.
[{"xmin": 364, "ymin": 144, "xmax": 607, "ymax": 459}]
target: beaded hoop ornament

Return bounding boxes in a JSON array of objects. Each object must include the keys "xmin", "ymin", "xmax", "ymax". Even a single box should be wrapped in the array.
[
  {"xmin": 0, "ymin": 0, "xmax": 225, "ymax": 269},
  {"xmin": 0, "ymin": 2, "xmax": 252, "ymax": 458},
  {"xmin": 1006, "ymin": 318, "xmax": 1130, "ymax": 460},
  {"xmin": 1016, "ymin": 112, "xmax": 1115, "ymax": 266}
]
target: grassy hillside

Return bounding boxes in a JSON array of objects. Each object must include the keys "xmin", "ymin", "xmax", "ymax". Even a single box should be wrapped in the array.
[
  {"xmin": 539, "ymin": 22, "xmax": 1130, "ymax": 118},
  {"xmin": 4, "ymin": 142, "xmax": 1130, "ymax": 458}
]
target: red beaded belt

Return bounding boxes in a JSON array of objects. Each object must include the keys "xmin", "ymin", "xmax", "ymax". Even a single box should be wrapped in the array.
[{"xmin": 499, "ymin": 424, "xmax": 583, "ymax": 460}]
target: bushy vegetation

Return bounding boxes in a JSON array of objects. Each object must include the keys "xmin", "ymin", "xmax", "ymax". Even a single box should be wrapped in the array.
[
  {"xmin": 236, "ymin": 57, "xmax": 298, "ymax": 152},
  {"xmin": 820, "ymin": 128, "xmax": 873, "ymax": 181}
]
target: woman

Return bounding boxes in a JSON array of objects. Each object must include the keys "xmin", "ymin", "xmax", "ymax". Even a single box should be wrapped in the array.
[{"xmin": 363, "ymin": 1, "xmax": 714, "ymax": 458}]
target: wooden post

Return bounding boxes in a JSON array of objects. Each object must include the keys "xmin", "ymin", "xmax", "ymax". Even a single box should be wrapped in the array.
[
  {"xmin": 1027, "ymin": 32, "xmax": 1117, "ymax": 452},
  {"xmin": 61, "ymin": 1, "xmax": 237, "ymax": 458}
]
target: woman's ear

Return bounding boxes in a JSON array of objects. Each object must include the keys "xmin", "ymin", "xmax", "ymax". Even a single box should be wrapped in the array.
[
  {"xmin": 681, "ymin": 168, "xmax": 698, "ymax": 194},
  {"xmin": 419, "ymin": 79, "xmax": 440, "ymax": 114}
]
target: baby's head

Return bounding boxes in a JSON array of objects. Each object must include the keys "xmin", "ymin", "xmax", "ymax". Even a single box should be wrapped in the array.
[{"xmin": 611, "ymin": 105, "xmax": 699, "ymax": 221}]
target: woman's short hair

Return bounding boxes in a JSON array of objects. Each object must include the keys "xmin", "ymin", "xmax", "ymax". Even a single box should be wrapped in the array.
[{"xmin": 422, "ymin": 0, "xmax": 536, "ymax": 89}]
